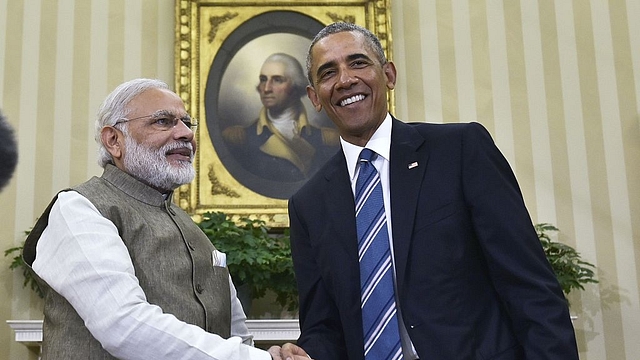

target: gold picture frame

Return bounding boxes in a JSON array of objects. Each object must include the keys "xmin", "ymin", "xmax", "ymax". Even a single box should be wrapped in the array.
[{"xmin": 175, "ymin": 0, "xmax": 393, "ymax": 227}]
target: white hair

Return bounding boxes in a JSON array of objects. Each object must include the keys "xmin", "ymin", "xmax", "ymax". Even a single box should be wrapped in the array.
[{"xmin": 95, "ymin": 78, "xmax": 169, "ymax": 167}]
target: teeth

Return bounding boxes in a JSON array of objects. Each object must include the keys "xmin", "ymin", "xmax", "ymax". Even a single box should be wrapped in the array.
[{"xmin": 340, "ymin": 94, "xmax": 365, "ymax": 107}]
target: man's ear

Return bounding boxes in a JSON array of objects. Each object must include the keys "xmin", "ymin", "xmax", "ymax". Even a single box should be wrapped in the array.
[
  {"xmin": 100, "ymin": 126, "xmax": 124, "ymax": 162},
  {"xmin": 306, "ymin": 85, "xmax": 323, "ymax": 112},
  {"xmin": 384, "ymin": 61, "xmax": 397, "ymax": 90}
]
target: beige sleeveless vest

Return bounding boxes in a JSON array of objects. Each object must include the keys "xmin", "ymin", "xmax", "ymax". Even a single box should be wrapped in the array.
[{"xmin": 24, "ymin": 164, "xmax": 231, "ymax": 359}]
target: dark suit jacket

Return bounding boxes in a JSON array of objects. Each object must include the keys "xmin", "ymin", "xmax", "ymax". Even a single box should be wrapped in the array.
[{"xmin": 288, "ymin": 119, "xmax": 578, "ymax": 360}]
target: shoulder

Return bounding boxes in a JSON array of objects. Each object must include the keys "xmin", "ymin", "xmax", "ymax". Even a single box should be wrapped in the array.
[
  {"xmin": 318, "ymin": 126, "xmax": 340, "ymax": 147},
  {"xmin": 221, "ymin": 125, "xmax": 250, "ymax": 145},
  {"xmin": 301, "ymin": 124, "xmax": 340, "ymax": 147},
  {"xmin": 291, "ymin": 151, "xmax": 346, "ymax": 200},
  {"xmin": 74, "ymin": 175, "xmax": 118, "ymax": 203},
  {"xmin": 399, "ymin": 119, "xmax": 487, "ymax": 133},
  {"xmin": 395, "ymin": 119, "xmax": 493, "ymax": 143}
]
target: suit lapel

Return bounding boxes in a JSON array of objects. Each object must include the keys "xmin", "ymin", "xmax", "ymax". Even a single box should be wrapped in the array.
[
  {"xmin": 389, "ymin": 119, "xmax": 429, "ymax": 293},
  {"xmin": 323, "ymin": 154, "xmax": 359, "ymax": 263},
  {"xmin": 320, "ymin": 152, "xmax": 367, "ymax": 330},
  {"xmin": 312, "ymin": 122, "xmax": 428, "ymax": 350}
]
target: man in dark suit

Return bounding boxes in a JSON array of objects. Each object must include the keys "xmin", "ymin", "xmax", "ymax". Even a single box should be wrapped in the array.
[{"xmin": 286, "ymin": 22, "xmax": 579, "ymax": 359}]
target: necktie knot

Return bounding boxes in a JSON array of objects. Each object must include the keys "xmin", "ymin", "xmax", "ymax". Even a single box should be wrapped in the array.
[
  {"xmin": 355, "ymin": 149, "xmax": 379, "ymax": 200},
  {"xmin": 360, "ymin": 148, "xmax": 378, "ymax": 163}
]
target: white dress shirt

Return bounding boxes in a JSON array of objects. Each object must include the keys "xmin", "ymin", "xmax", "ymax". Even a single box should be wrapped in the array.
[
  {"xmin": 341, "ymin": 113, "xmax": 419, "ymax": 359},
  {"xmin": 32, "ymin": 191, "xmax": 271, "ymax": 360}
]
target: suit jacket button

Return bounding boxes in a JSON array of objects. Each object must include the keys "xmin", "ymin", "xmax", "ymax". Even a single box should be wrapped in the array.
[{"xmin": 196, "ymin": 284, "xmax": 203, "ymax": 294}]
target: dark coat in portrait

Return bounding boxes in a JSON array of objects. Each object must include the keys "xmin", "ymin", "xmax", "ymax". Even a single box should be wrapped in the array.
[{"xmin": 222, "ymin": 103, "xmax": 339, "ymax": 183}]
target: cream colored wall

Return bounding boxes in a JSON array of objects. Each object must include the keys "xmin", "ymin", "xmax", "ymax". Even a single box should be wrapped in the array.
[
  {"xmin": 0, "ymin": 1, "xmax": 175, "ymax": 359},
  {"xmin": 0, "ymin": 1, "xmax": 637, "ymax": 359},
  {"xmin": 392, "ymin": 1, "xmax": 640, "ymax": 359}
]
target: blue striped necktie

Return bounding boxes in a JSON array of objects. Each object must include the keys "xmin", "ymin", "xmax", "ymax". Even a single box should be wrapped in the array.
[{"xmin": 355, "ymin": 148, "xmax": 403, "ymax": 360}]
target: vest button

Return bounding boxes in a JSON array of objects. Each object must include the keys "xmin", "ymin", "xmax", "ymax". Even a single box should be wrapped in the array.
[{"xmin": 196, "ymin": 284, "xmax": 203, "ymax": 294}]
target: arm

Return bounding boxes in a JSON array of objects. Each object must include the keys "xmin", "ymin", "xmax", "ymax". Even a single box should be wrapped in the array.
[
  {"xmin": 32, "ymin": 191, "xmax": 270, "ymax": 360},
  {"xmin": 462, "ymin": 123, "xmax": 578, "ymax": 359},
  {"xmin": 288, "ymin": 196, "xmax": 348, "ymax": 359},
  {"xmin": 229, "ymin": 274, "xmax": 254, "ymax": 345}
]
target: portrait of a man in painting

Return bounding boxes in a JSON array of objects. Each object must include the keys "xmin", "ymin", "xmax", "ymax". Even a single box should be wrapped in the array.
[{"xmin": 206, "ymin": 11, "xmax": 339, "ymax": 200}]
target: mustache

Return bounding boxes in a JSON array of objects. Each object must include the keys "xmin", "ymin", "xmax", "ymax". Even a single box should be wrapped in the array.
[{"xmin": 162, "ymin": 141, "xmax": 194, "ymax": 157}]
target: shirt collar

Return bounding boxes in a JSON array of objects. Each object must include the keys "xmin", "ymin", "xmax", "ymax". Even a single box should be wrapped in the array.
[
  {"xmin": 102, "ymin": 163, "xmax": 172, "ymax": 207},
  {"xmin": 341, "ymin": 113, "xmax": 392, "ymax": 182},
  {"xmin": 255, "ymin": 101, "xmax": 309, "ymax": 135}
]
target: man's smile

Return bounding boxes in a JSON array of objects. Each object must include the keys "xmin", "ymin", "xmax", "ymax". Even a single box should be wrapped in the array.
[
  {"xmin": 339, "ymin": 94, "xmax": 366, "ymax": 107},
  {"xmin": 166, "ymin": 147, "xmax": 193, "ymax": 162}
]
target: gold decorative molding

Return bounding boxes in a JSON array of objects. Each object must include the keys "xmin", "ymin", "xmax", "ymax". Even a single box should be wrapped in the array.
[{"xmin": 175, "ymin": 0, "xmax": 393, "ymax": 227}]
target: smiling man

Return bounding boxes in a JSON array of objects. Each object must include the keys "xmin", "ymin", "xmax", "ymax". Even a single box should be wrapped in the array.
[
  {"xmin": 22, "ymin": 79, "xmax": 308, "ymax": 360},
  {"xmin": 286, "ymin": 23, "xmax": 579, "ymax": 360}
]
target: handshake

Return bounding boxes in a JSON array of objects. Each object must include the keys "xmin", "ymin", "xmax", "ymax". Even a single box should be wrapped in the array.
[{"xmin": 267, "ymin": 343, "xmax": 312, "ymax": 360}]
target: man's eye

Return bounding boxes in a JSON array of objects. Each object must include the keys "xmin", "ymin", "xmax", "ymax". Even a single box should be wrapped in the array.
[
  {"xmin": 154, "ymin": 117, "xmax": 172, "ymax": 127},
  {"xmin": 319, "ymin": 70, "xmax": 335, "ymax": 80}
]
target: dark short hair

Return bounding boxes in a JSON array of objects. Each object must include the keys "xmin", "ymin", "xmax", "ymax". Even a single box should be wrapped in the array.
[
  {"xmin": 306, "ymin": 22, "xmax": 387, "ymax": 84},
  {"xmin": 0, "ymin": 110, "xmax": 18, "ymax": 192}
]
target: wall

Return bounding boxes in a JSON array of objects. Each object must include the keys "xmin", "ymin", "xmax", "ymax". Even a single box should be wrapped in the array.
[
  {"xmin": 391, "ymin": 1, "xmax": 640, "ymax": 359},
  {"xmin": 1, "ymin": 1, "xmax": 638, "ymax": 359},
  {"xmin": 0, "ymin": 1, "xmax": 174, "ymax": 359}
]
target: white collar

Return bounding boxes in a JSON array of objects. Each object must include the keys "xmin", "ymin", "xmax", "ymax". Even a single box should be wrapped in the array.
[{"xmin": 340, "ymin": 113, "xmax": 392, "ymax": 183}]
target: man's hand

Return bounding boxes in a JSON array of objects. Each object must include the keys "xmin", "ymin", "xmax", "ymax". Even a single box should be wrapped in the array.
[
  {"xmin": 267, "ymin": 345, "xmax": 282, "ymax": 360},
  {"xmin": 267, "ymin": 343, "xmax": 312, "ymax": 360},
  {"xmin": 281, "ymin": 343, "xmax": 312, "ymax": 359}
]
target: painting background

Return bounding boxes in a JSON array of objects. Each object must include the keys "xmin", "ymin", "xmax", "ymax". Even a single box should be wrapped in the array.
[
  {"xmin": 217, "ymin": 33, "xmax": 332, "ymax": 130},
  {"xmin": 204, "ymin": 12, "xmax": 338, "ymax": 200}
]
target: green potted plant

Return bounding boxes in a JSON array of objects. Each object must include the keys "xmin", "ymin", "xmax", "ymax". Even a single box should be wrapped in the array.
[
  {"xmin": 535, "ymin": 223, "xmax": 598, "ymax": 301},
  {"xmin": 4, "ymin": 221, "xmax": 595, "ymax": 313},
  {"xmin": 196, "ymin": 211, "xmax": 298, "ymax": 314}
]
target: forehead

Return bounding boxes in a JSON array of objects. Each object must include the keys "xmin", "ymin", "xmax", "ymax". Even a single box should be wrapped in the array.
[
  {"xmin": 260, "ymin": 61, "xmax": 287, "ymax": 76},
  {"xmin": 311, "ymin": 31, "xmax": 371, "ymax": 66},
  {"xmin": 127, "ymin": 88, "xmax": 185, "ymax": 115}
]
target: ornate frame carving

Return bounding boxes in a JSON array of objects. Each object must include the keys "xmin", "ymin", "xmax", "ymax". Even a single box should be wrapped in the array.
[{"xmin": 175, "ymin": 0, "xmax": 393, "ymax": 227}]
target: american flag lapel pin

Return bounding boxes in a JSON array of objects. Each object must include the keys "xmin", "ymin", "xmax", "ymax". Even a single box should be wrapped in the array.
[{"xmin": 408, "ymin": 161, "xmax": 418, "ymax": 169}]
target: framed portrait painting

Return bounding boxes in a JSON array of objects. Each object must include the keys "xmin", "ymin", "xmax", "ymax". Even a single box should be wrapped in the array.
[{"xmin": 175, "ymin": 0, "xmax": 393, "ymax": 227}]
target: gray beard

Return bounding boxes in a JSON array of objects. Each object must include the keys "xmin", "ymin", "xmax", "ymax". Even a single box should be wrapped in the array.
[{"xmin": 122, "ymin": 132, "xmax": 195, "ymax": 192}]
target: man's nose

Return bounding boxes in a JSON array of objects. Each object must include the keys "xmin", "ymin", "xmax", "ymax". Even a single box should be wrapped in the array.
[
  {"xmin": 336, "ymin": 67, "xmax": 357, "ymax": 89},
  {"xmin": 173, "ymin": 119, "xmax": 195, "ymax": 140},
  {"xmin": 264, "ymin": 79, "xmax": 274, "ymax": 92}
]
